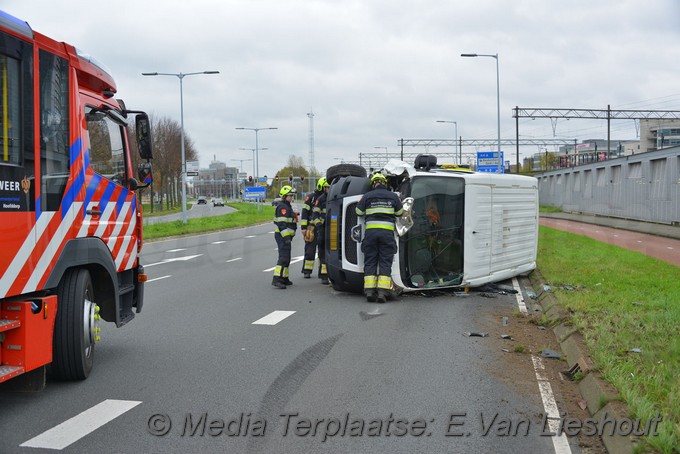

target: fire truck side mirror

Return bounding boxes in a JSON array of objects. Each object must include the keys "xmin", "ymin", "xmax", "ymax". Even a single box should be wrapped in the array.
[
  {"xmin": 133, "ymin": 162, "xmax": 153, "ymax": 190},
  {"xmin": 135, "ymin": 113, "xmax": 153, "ymax": 160}
]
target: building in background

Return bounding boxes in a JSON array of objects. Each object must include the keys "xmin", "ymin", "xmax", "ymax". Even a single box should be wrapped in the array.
[{"xmin": 191, "ymin": 157, "xmax": 239, "ymax": 199}]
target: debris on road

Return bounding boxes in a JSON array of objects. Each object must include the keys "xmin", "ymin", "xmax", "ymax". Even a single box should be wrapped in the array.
[
  {"xmin": 464, "ymin": 332, "xmax": 489, "ymax": 337},
  {"xmin": 541, "ymin": 349, "xmax": 562, "ymax": 359},
  {"xmin": 501, "ymin": 334, "xmax": 514, "ymax": 340}
]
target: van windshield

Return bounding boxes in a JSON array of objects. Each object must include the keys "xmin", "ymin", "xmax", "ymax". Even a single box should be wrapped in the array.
[{"xmin": 401, "ymin": 176, "xmax": 465, "ymax": 288}]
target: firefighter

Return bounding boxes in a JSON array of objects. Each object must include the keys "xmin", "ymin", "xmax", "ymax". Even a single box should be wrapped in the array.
[
  {"xmin": 311, "ymin": 178, "xmax": 331, "ymax": 285},
  {"xmin": 272, "ymin": 185, "xmax": 297, "ymax": 289},
  {"xmin": 300, "ymin": 177, "xmax": 325, "ymax": 278},
  {"xmin": 356, "ymin": 173, "xmax": 404, "ymax": 303}
]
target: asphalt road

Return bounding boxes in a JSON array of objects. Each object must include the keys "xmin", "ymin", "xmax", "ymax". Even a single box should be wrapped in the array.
[{"xmin": 0, "ymin": 222, "xmax": 578, "ymax": 454}]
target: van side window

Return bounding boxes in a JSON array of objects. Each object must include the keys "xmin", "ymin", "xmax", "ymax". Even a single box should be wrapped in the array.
[
  {"xmin": 86, "ymin": 107, "xmax": 126, "ymax": 185},
  {"xmin": 39, "ymin": 49, "xmax": 69, "ymax": 212}
]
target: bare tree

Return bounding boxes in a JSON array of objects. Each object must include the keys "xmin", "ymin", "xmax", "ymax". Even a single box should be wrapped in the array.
[{"xmin": 128, "ymin": 114, "xmax": 198, "ymax": 210}]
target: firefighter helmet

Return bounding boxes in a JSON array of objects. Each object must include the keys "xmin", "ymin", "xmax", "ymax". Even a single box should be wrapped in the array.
[
  {"xmin": 316, "ymin": 177, "xmax": 329, "ymax": 191},
  {"xmin": 279, "ymin": 185, "xmax": 296, "ymax": 197},
  {"xmin": 370, "ymin": 172, "xmax": 387, "ymax": 185}
]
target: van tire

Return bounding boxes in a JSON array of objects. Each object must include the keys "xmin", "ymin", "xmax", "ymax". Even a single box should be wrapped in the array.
[{"xmin": 326, "ymin": 164, "xmax": 366, "ymax": 183}]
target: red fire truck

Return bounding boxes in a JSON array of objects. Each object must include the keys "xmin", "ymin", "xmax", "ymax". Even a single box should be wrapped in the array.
[{"xmin": 0, "ymin": 11, "xmax": 154, "ymax": 389}]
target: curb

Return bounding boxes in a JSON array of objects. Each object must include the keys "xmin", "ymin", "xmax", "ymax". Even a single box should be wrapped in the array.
[{"xmin": 524, "ymin": 271, "xmax": 638, "ymax": 454}]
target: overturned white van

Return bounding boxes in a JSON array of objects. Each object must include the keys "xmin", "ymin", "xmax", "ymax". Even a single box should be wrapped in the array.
[{"xmin": 324, "ymin": 155, "xmax": 538, "ymax": 293}]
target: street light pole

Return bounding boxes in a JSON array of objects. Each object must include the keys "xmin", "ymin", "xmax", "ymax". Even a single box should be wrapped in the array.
[
  {"xmin": 238, "ymin": 148, "xmax": 267, "ymax": 181},
  {"xmin": 461, "ymin": 53, "xmax": 501, "ymax": 173},
  {"xmin": 436, "ymin": 120, "xmax": 459, "ymax": 164},
  {"xmin": 142, "ymin": 70, "xmax": 219, "ymax": 223},
  {"xmin": 231, "ymin": 158, "xmax": 253, "ymax": 173},
  {"xmin": 235, "ymin": 127, "xmax": 277, "ymax": 187}
]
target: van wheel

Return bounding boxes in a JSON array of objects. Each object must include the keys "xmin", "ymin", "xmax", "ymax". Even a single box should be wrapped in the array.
[
  {"xmin": 51, "ymin": 269, "xmax": 97, "ymax": 380},
  {"xmin": 326, "ymin": 164, "xmax": 366, "ymax": 183}
]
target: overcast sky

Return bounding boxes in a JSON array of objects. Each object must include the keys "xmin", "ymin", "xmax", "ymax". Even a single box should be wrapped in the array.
[{"xmin": 4, "ymin": 0, "xmax": 680, "ymax": 178}]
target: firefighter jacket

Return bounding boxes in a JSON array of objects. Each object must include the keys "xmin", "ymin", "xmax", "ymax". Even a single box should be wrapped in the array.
[
  {"xmin": 300, "ymin": 190, "xmax": 321, "ymax": 230},
  {"xmin": 311, "ymin": 191, "xmax": 328, "ymax": 228},
  {"xmin": 274, "ymin": 200, "xmax": 297, "ymax": 238},
  {"xmin": 356, "ymin": 185, "xmax": 404, "ymax": 231}
]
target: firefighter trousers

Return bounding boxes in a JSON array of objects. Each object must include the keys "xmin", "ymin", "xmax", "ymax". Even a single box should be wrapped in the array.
[
  {"xmin": 274, "ymin": 232, "xmax": 292, "ymax": 282},
  {"xmin": 361, "ymin": 228, "xmax": 396, "ymax": 293}
]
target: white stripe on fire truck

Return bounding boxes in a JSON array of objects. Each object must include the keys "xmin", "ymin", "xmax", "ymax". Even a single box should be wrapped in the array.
[
  {"xmin": 22, "ymin": 203, "xmax": 83, "ymax": 294},
  {"xmin": 0, "ymin": 211, "xmax": 56, "ymax": 298},
  {"xmin": 115, "ymin": 208, "xmax": 137, "ymax": 270},
  {"xmin": 110, "ymin": 197, "xmax": 135, "ymax": 267},
  {"xmin": 105, "ymin": 201, "xmax": 132, "ymax": 249},
  {"xmin": 93, "ymin": 199, "xmax": 118, "ymax": 239},
  {"xmin": 76, "ymin": 201, "xmax": 97, "ymax": 238}
]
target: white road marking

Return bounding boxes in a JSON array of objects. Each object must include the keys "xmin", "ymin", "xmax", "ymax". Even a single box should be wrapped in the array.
[
  {"xmin": 147, "ymin": 275, "xmax": 171, "ymax": 283},
  {"xmin": 20, "ymin": 399, "xmax": 141, "ymax": 450},
  {"xmin": 144, "ymin": 254, "xmax": 203, "ymax": 268},
  {"xmin": 667, "ymin": 247, "xmax": 674, "ymax": 250},
  {"xmin": 245, "ymin": 235, "xmax": 257, "ymax": 238},
  {"xmin": 167, "ymin": 248, "xmax": 186, "ymax": 252},
  {"xmin": 252, "ymin": 310, "xmax": 296, "ymax": 325},
  {"xmin": 226, "ymin": 257, "xmax": 242, "ymax": 263},
  {"xmin": 514, "ymin": 278, "xmax": 571, "ymax": 454},
  {"xmin": 262, "ymin": 256, "xmax": 304, "ymax": 272},
  {"xmin": 212, "ymin": 241, "xmax": 226, "ymax": 244},
  {"xmin": 512, "ymin": 277, "xmax": 528, "ymax": 314},
  {"xmin": 531, "ymin": 356, "xmax": 572, "ymax": 454}
]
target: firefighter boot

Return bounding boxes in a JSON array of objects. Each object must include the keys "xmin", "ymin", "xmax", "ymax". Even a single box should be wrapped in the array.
[
  {"xmin": 376, "ymin": 289, "xmax": 388, "ymax": 304},
  {"xmin": 283, "ymin": 278, "xmax": 294, "ymax": 286},
  {"xmin": 321, "ymin": 276, "xmax": 329, "ymax": 285},
  {"xmin": 365, "ymin": 290, "xmax": 377, "ymax": 303},
  {"xmin": 272, "ymin": 276, "xmax": 287, "ymax": 289}
]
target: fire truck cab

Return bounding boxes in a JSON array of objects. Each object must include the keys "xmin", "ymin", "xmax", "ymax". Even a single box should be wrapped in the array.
[{"xmin": 0, "ymin": 11, "xmax": 153, "ymax": 389}]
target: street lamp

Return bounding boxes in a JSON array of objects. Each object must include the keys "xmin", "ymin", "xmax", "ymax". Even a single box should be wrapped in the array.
[
  {"xmin": 461, "ymin": 53, "xmax": 501, "ymax": 173},
  {"xmin": 238, "ymin": 148, "xmax": 267, "ymax": 180},
  {"xmin": 235, "ymin": 127, "xmax": 277, "ymax": 187},
  {"xmin": 231, "ymin": 158, "xmax": 252, "ymax": 173},
  {"xmin": 436, "ymin": 120, "xmax": 459, "ymax": 164},
  {"xmin": 142, "ymin": 70, "xmax": 220, "ymax": 223}
]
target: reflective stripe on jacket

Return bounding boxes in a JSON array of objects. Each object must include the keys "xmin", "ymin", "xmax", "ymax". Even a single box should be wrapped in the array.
[
  {"xmin": 356, "ymin": 186, "xmax": 403, "ymax": 230},
  {"xmin": 274, "ymin": 201, "xmax": 297, "ymax": 237}
]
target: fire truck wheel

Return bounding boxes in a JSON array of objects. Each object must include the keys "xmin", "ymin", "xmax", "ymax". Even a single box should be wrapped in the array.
[{"xmin": 51, "ymin": 268, "xmax": 96, "ymax": 380}]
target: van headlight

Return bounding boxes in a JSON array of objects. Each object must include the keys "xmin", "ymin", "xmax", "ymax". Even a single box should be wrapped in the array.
[{"xmin": 396, "ymin": 197, "xmax": 414, "ymax": 237}]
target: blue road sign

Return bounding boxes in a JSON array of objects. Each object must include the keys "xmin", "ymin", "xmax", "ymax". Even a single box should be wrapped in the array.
[
  {"xmin": 244, "ymin": 186, "xmax": 266, "ymax": 199},
  {"xmin": 477, "ymin": 151, "xmax": 504, "ymax": 173}
]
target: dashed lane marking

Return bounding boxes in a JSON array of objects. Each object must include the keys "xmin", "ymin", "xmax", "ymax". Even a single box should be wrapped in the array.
[
  {"xmin": 245, "ymin": 235, "xmax": 257, "ymax": 238},
  {"xmin": 226, "ymin": 257, "xmax": 242, "ymax": 263},
  {"xmin": 20, "ymin": 399, "xmax": 141, "ymax": 450},
  {"xmin": 262, "ymin": 256, "xmax": 304, "ymax": 272},
  {"xmin": 144, "ymin": 254, "xmax": 203, "ymax": 268},
  {"xmin": 512, "ymin": 277, "xmax": 528, "ymax": 314},
  {"xmin": 252, "ymin": 310, "xmax": 296, "ymax": 325},
  {"xmin": 212, "ymin": 241, "xmax": 226, "ymax": 244},
  {"xmin": 167, "ymin": 248, "xmax": 186, "ymax": 252},
  {"xmin": 147, "ymin": 275, "xmax": 171, "ymax": 283}
]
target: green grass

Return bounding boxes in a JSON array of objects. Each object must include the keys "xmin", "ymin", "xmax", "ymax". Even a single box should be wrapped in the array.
[
  {"xmin": 140, "ymin": 203, "xmax": 183, "ymax": 217},
  {"xmin": 143, "ymin": 202, "xmax": 275, "ymax": 240},
  {"xmin": 539, "ymin": 204, "xmax": 562, "ymax": 213},
  {"xmin": 538, "ymin": 226, "xmax": 680, "ymax": 453}
]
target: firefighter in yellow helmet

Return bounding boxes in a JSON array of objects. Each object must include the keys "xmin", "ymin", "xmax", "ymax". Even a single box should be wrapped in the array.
[
  {"xmin": 355, "ymin": 172, "xmax": 403, "ymax": 302},
  {"xmin": 310, "ymin": 177, "xmax": 331, "ymax": 284},
  {"xmin": 272, "ymin": 185, "xmax": 297, "ymax": 289},
  {"xmin": 300, "ymin": 177, "xmax": 327, "ymax": 278}
]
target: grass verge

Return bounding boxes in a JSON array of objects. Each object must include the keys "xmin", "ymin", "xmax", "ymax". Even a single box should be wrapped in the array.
[
  {"xmin": 539, "ymin": 204, "xmax": 562, "ymax": 213},
  {"xmin": 143, "ymin": 202, "xmax": 275, "ymax": 240},
  {"xmin": 538, "ymin": 226, "xmax": 679, "ymax": 453}
]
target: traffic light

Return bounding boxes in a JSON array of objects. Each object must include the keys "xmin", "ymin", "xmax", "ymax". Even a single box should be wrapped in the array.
[
  {"xmin": 289, "ymin": 174, "xmax": 293, "ymax": 182},
  {"xmin": 300, "ymin": 175, "xmax": 305, "ymax": 182},
  {"xmin": 248, "ymin": 176, "xmax": 253, "ymax": 183},
  {"xmin": 275, "ymin": 175, "xmax": 279, "ymax": 182}
]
